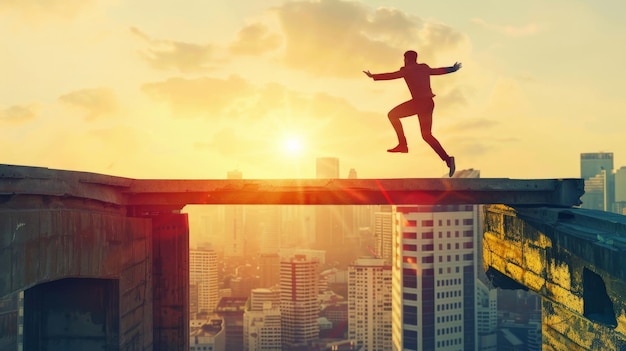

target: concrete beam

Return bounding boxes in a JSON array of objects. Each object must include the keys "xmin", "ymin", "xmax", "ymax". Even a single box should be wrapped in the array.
[
  {"xmin": 0, "ymin": 164, "xmax": 584, "ymax": 208},
  {"xmin": 483, "ymin": 205, "xmax": 626, "ymax": 350}
]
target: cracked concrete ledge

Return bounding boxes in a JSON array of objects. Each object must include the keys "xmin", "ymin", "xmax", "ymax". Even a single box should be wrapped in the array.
[{"xmin": 483, "ymin": 204, "xmax": 626, "ymax": 350}]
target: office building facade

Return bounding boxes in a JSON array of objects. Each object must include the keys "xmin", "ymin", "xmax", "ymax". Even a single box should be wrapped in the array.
[
  {"xmin": 348, "ymin": 257, "xmax": 392, "ymax": 351},
  {"xmin": 280, "ymin": 255, "xmax": 319, "ymax": 349}
]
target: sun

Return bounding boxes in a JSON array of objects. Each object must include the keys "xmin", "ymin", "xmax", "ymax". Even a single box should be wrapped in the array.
[{"xmin": 281, "ymin": 134, "xmax": 305, "ymax": 157}]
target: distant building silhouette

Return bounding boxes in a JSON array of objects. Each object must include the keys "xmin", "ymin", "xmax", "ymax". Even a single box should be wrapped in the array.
[
  {"xmin": 314, "ymin": 157, "xmax": 357, "ymax": 266},
  {"xmin": 580, "ymin": 152, "xmax": 615, "ymax": 212},
  {"xmin": 225, "ymin": 170, "xmax": 245, "ymax": 258},
  {"xmin": 316, "ymin": 158, "xmax": 339, "ymax": 179},
  {"xmin": 615, "ymin": 166, "xmax": 626, "ymax": 214}
]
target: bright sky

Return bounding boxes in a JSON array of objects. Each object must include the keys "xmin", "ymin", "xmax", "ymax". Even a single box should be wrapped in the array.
[{"xmin": 2, "ymin": 0, "xmax": 626, "ymax": 180}]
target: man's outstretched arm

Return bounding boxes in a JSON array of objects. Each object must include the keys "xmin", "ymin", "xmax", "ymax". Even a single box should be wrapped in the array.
[
  {"xmin": 430, "ymin": 62, "xmax": 462, "ymax": 75},
  {"xmin": 363, "ymin": 70, "xmax": 403, "ymax": 80}
]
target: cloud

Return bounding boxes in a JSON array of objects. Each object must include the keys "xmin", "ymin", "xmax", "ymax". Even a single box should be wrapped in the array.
[
  {"xmin": 142, "ymin": 74, "xmax": 387, "ymax": 161},
  {"xmin": 141, "ymin": 75, "xmax": 254, "ymax": 118},
  {"xmin": 229, "ymin": 23, "xmax": 283, "ymax": 56},
  {"xmin": 0, "ymin": 104, "xmax": 38, "ymax": 124},
  {"xmin": 0, "ymin": 0, "xmax": 93, "ymax": 19},
  {"xmin": 130, "ymin": 27, "xmax": 216, "ymax": 73},
  {"xmin": 471, "ymin": 18, "xmax": 540, "ymax": 37},
  {"xmin": 447, "ymin": 118, "xmax": 498, "ymax": 132},
  {"xmin": 264, "ymin": 0, "xmax": 468, "ymax": 77},
  {"xmin": 58, "ymin": 87, "xmax": 118, "ymax": 121}
]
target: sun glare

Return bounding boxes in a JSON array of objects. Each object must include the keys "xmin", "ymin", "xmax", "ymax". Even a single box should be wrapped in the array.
[{"xmin": 282, "ymin": 134, "xmax": 305, "ymax": 157}]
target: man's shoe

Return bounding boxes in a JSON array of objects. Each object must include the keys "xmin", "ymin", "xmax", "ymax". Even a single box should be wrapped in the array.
[
  {"xmin": 447, "ymin": 156, "xmax": 456, "ymax": 177},
  {"xmin": 387, "ymin": 144, "xmax": 408, "ymax": 153}
]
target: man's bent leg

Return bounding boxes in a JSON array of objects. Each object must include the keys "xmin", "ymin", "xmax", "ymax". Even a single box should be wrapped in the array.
[{"xmin": 387, "ymin": 100, "xmax": 417, "ymax": 153}]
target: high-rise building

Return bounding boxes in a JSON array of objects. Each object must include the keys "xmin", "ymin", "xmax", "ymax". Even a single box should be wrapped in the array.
[
  {"xmin": 214, "ymin": 297, "xmax": 248, "ymax": 351},
  {"xmin": 243, "ymin": 289, "xmax": 281, "ymax": 351},
  {"xmin": 280, "ymin": 255, "xmax": 319, "ymax": 349},
  {"xmin": 259, "ymin": 253, "xmax": 281, "ymax": 288},
  {"xmin": 615, "ymin": 166, "xmax": 626, "ymax": 214},
  {"xmin": 190, "ymin": 318, "xmax": 226, "ymax": 351},
  {"xmin": 580, "ymin": 152, "xmax": 613, "ymax": 179},
  {"xmin": 348, "ymin": 257, "xmax": 392, "ymax": 351},
  {"xmin": 392, "ymin": 169, "xmax": 480, "ymax": 351},
  {"xmin": 476, "ymin": 280, "xmax": 498, "ymax": 351},
  {"xmin": 258, "ymin": 205, "xmax": 282, "ymax": 254},
  {"xmin": 374, "ymin": 205, "xmax": 396, "ymax": 263},
  {"xmin": 316, "ymin": 157, "xmax": 340, "ymax": 179},
  {"xmin": 314, "ymin": 157, "xmax": 359, "ymax": 266},
  {"xmin": 580, "ymin": 152, "xmax": 615, "ymax": 211},
  {"xmin": 190, "ymin": 248, "xmax": 219, "ymax": 316},
  {"xmin": 225, "ymin": 170, "xmax": 245, "ymax": 258}
]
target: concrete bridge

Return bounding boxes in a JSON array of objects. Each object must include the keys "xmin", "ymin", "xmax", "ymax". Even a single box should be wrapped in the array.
[{"xmin": 0, "ymin": 164, "xmax": 623, "ymax": 350}]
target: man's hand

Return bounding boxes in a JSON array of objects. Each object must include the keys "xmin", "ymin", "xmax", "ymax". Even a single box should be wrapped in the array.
[{"xmin": 363, "ymin": 70, "xmax": 373, "ymax": 78}]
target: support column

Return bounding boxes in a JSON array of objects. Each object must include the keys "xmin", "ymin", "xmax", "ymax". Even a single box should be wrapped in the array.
[{"xmin": 150, "ymin": 213, "xmax": 189, "ymax": 351}]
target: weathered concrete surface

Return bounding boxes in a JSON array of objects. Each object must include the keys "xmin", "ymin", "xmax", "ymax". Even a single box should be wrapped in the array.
[
  {"xmin": 0, "ymin": 164, "xmax": 584, "ymax": 208},
  {"xmin": 0, "ymin": 204, "xmax": 154, "ymax": 350},
  {"xmin": 483, "ymin": 205, "xmax": 626, "ymax": 350}
]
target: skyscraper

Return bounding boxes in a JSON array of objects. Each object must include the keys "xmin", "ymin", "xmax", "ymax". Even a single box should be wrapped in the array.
[
  {"xmin": 225, "ymin": 170, "xmax": 245, "ymax": 258},
  {"xmin": 315, "ymin": 157, "xmax": 339, "ymax": 179},
  {"xmin": 189, "ymin": 248, "xmax": 219, "ymax": 316},
  {"xmin": 374, "ymin": 205, "xmax": 396, "ymax": 263},
  {"xmin": 392, "ymin": 169, "xmax": 480, "ymax": 351},
  {"xmin": 615, "ymin": 166, "xmax": 626, "ymax": 214},
  {"xmin": 315, "ymin": 157, "xmax": 342, "ymax": 260},
  {"xmin": 476, "ymin": 280, "xmax": 498, "ymax": 351},
  {"xmin": 259, "ymin": 253, "xmax": 281, "ymax": 288},
  {"xmin": 580, "ymin": 152, "xmax": 615, "ymax": 211},
  {"xmin": 348, "ymin": 257, "xmax": 392, "ymax": 351},
  {"xmin": 580, "ymin": 152, "xmax": 613, "ymax": 179},
  {"xmin": 280, "ymin": 255, "xmax": 319, "ymax": 349}
]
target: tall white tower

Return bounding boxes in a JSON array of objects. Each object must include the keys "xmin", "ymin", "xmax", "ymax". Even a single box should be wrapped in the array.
[
  {"xmin": 348, "ymin": 257, "xmax": 392, "ymax": 351},
  {"xmin": 392, "ymin": 169, "xmax": 480, "ymax": 351},
  {"xmin": 189, "ymin": 248, "xmax": 219, "ymax": 315}
]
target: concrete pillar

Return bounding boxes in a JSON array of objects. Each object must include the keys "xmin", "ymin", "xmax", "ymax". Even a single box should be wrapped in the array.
[{"xmin": 149, "ymin": 213, "xmax": 189, "ymax": 351}]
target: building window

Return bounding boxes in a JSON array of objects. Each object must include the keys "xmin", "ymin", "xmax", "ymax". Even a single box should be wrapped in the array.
[
  {"xmin": 403, "ymin": 232, "xmax": 417, "ymax": 239},
  {"xmin": 403, "ymin": 244, "xmax": 417, "ymax": 252}
]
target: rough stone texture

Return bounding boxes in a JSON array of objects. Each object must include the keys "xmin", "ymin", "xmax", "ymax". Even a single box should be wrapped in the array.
[
  {"xmin": 484, "ymin": 204, "xmax": 626, "ymax": 350},
  {"xmin": 0, "ymin": 204, "xmax": 153, "ymax": 351}
]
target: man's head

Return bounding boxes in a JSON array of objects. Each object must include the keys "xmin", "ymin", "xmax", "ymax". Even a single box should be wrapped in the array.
[{"xmin": 404, "ymin": 50, "xmax": 418, "ymax": 65}]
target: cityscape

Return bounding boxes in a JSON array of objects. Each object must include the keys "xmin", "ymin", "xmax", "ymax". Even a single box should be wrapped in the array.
[
  {"xmin": 2, "ymin": 1, "xmax": 626, "ymax": 350},
  {"xmin": 183, "ymin": 152, "xmax": 624, "ymax": 351}
]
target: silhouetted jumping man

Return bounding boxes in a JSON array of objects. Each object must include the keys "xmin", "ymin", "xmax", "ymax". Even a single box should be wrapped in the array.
[{"xmin": 364, "ymin": 50, "xmax": 461, "ymax": 177}]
